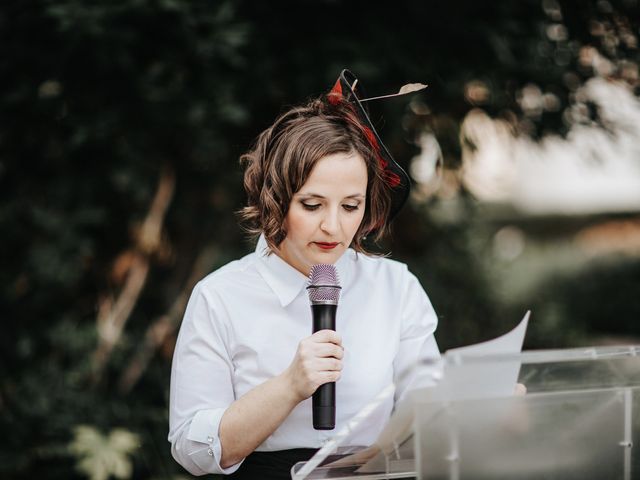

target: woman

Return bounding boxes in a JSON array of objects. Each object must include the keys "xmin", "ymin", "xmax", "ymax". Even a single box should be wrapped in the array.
[{"xmin": 168, "ymin": 70, "xmax": 439, "ymax": 479}]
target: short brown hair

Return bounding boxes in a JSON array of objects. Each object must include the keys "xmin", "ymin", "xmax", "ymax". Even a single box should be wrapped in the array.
[{"xmin": 238, "ymin": 95, "xmax": 393, "ymax": 254}]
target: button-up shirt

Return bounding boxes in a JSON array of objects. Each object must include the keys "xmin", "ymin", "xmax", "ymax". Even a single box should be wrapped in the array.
[{"xmin": 168, "ymin": 236, "xmax": 439, "ymax": 475}]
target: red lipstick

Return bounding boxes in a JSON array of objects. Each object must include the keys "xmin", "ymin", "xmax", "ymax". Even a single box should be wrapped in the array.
[{"xmin": 315, "ymin": 242, "xmax": 339, "ymax": 250}]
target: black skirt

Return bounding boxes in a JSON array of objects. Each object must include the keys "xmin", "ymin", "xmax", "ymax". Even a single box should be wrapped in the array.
[{"xmin": 228, "ymin": 448, "xmax": 318, "ymax": 480}]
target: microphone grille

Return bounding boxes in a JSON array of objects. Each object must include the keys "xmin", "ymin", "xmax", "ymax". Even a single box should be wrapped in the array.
[
  {"xmin": 309, "ymin": 263, "xmax": 340, "ymax": 285},
  {"xmin": 307, "ymin": 264, "xmax": 341, "ymax": 304}
]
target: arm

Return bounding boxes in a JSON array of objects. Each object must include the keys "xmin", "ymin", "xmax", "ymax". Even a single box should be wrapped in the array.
[
  {"xmin": 169, "ymin": 282, "xmax": 343, "ymax": 475},
  {"xmin": 168, "ymin": 284, "xmax": 238, "ymax": 475},
  {"xmin": 219, "ymin": 329, "xmax": 343, "ymax": 468},
  {"xmin": 393, "ymin": 269, "xmax": 440, "ymax": 404}
]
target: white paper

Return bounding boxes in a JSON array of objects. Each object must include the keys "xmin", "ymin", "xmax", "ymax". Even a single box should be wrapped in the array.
[{"xmin": 440, "ymin": 310, "xmax": 530, "ymax": 401}]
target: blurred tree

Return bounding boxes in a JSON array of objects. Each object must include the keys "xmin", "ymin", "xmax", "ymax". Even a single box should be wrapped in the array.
[
  {"xmin": 0, "ymin": 0, "xmax": 638, "ymax": 478},
  {"xmin": 0, "ymin": 1, "xmax": 251, "ymax": 477}
]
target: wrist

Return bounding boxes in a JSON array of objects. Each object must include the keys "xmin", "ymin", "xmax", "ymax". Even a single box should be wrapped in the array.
[{"xmin": 278, "ymin": 367, "xmax": 305, "ymax": 405}]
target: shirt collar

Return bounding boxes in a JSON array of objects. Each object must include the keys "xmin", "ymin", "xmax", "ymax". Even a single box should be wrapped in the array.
[{"xmin": 254, "ymin": 234, "xmax": 354, "ymax": 308}]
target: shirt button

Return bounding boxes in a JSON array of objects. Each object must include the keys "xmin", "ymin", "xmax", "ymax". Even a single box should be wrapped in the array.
[
  {"xmin": 207, "ymin": 436, "xmax": 213, "ymax": 443},
  {"xmin": 207, "ymin": 448, "xmax": 214, "ymax": 456}
]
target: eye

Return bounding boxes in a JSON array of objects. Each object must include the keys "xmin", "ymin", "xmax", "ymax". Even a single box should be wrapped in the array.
[
  {"xmin": 342, "ymin": 204, "xmax": 359, "ymax": 212},
  {"xmin": 301, "ymin": 202, "xmax": 321, "ymax": 211}
]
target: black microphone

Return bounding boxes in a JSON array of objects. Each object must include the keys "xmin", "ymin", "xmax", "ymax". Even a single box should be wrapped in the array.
[{"xmin": 306, "ymin": 264, "xmax": 341, "ymax": 430}]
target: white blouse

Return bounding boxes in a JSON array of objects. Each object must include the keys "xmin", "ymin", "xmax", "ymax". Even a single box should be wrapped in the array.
[{"xmin": 168, "ymin": 235, "xmax": 439, "ymax": 475}]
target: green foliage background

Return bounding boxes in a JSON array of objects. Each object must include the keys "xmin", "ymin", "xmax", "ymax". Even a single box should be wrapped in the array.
[{"xmin": 1, "ymin": 0, "xmax": 639, "ymax": 478}]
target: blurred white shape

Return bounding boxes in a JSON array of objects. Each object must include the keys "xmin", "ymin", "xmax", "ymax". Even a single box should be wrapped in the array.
[
  {"xmin": 460, "ymin": 78, "xmax": 640, "ymax": 214},
  {"xmin": 580, "ymin": 46, "xmax": 614, "ymax": 76},
  {"xmin": 543, "ymin": 92, "xmax": 561, "ymax": 111},
  {"xmin": 465, "ymin": 80, "xmax": 490, "ymax": 105},
  {"xmin": 518, "ymin": 84, "xmax": 544, "ymax": 118},
  {"xmin": 546, "ymin": 23, "xmax": 568, "ymax": 42},
  {"xmin": 493, "ymin": 226, "xmax": 526, "ymax": 261},
  {"xmin": 461, "ymin": 109, "xmax": 517, "ymax": 202},
  {"xmin": 410, "ymin": 132, "xmax": 442, "ymax": 184}
]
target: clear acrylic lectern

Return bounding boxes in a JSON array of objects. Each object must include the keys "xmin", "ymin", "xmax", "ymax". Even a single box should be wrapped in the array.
[{"xmin": 291, "ymin": 345, "xmax": 640, "ymax": 479}]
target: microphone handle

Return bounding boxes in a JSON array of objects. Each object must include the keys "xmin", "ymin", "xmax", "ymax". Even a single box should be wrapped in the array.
[{"xmin": 311, "ymin": 304, "xmax": 337, "ymax": 430}]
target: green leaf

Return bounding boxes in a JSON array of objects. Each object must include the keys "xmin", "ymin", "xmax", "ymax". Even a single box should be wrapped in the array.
[{"xmin": 69, "ymin": 425, "xmax": 140, "ymax": 480}]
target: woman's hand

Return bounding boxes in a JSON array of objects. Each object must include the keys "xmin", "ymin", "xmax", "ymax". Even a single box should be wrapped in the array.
[
  {"xmin": 218, "ymin": 333, "xmax": 343, "ymax": 468},
  {"xmin": 284, "ymin": 329, "xmax": 344, "ymax": 403}
]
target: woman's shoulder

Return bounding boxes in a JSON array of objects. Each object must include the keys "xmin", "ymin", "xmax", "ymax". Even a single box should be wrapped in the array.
[
  {"xmin": 196, "ymin": 250, "xmax": 262, "ymax": 293},
  {"xmin": 352, "ymin": 250, "xmax": 410, "ymax": 275},
  {"xmin": 349, "ymin": 251, "xmax": 414, "ymax": 289}
]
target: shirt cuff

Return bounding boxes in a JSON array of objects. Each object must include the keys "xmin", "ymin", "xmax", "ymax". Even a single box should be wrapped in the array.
[{"xmin": 187, "ymin": 408, "xmax": 244, "ymax": 475}]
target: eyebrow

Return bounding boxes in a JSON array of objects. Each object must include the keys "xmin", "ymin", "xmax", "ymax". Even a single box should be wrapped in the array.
[{"xmin": 297, "ymin": 193, "xmax": 365, "ymax": 200}]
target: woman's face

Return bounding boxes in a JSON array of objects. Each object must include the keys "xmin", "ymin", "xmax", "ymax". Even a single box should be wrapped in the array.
[{"xmin": 277, "ymin": 151, "xmax": 368, "ymax": 276}]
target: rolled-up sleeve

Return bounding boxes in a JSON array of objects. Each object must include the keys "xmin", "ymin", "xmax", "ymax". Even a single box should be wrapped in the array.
[
  {"xmin": 393, "ymin": 269, "xmax": 441, "ymax": 404},
  {"xmin": 168, "ymin": 282, "xmax": 243, "ymax": 475}
]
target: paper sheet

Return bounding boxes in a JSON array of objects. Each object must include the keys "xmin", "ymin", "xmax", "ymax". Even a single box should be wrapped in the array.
[{"xmin": 440, "ymin": 310, "xmax": 530, "ymax": 400}]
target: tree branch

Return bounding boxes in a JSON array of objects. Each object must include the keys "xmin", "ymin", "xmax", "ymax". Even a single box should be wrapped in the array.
[
  {"xmin": 92, "ymin": 166, "xmax": 175, "ymax": 383},
  {"xmin": 117, "ymin": 246, "xmax": 218, "ymax": 394}
]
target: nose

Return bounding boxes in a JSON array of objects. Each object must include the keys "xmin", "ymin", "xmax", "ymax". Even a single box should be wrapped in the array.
[{"xmin": 320, "ymin": 206, "xmax": 340, "ymax": 236}]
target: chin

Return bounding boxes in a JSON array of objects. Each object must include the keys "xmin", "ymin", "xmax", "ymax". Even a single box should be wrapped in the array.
[{"xmin": 310, "ymin": 249, "xmax": 343, "ymax": 264}]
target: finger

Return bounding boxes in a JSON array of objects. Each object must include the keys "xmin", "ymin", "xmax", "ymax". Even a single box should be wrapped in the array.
[
  {"xmin": 298, "ymin": 340, "xmax": 342, "ymax": 360},
  {"xmin": 317, "ymin": 371, "xmax": 341, "ymax": 385},
  {"xmin": 316, "ymin": 343, "xmax": 344, "ymax": 359},
  {"xmin": 514, "ymin": 383, "xmax": 527, "ymax": 396},
  {"xmin": 312, "ymin": 329, "xmax": 342, "ymax": 346},
  {"xmin": 316, "ymin": 357, "xmax": 342, "ymax": 372}
]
